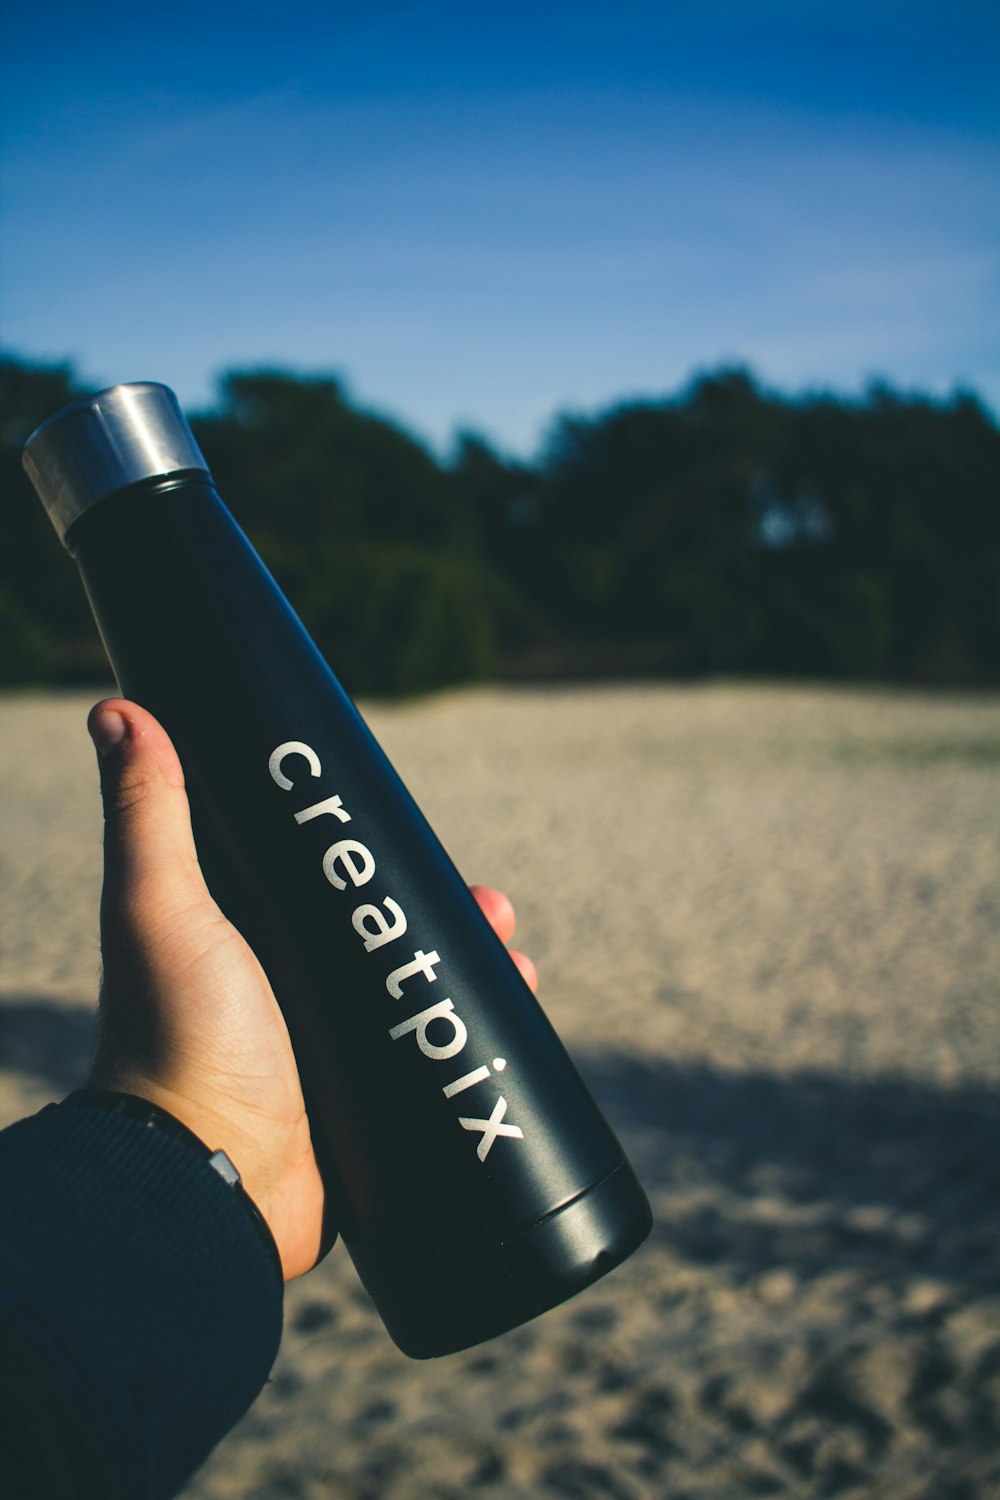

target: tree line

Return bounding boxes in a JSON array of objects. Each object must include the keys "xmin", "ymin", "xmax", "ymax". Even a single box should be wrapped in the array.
[{"xmin": 2, "ymin": 354, "xmax": 997, "ymax": 695}]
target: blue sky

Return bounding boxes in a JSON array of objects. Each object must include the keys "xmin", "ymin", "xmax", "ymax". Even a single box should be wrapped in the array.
[{"xmin": 2, "ymin": 2, "xmax": 997, "ymax": 455}]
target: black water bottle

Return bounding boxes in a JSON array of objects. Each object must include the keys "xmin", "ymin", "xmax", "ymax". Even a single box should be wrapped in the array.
[{"xmin": 22, "ymin": 383, "xmax": 651, "ymax": 1358}]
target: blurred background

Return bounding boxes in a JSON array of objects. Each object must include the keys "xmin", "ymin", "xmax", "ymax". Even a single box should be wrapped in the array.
[
  {"xmin": 2, "ymin": 5, "xmax": 999, "ymax": 1499},
  {"xmin": 2, "ymin": 1, "xmax": 998, "ymax": 696}
]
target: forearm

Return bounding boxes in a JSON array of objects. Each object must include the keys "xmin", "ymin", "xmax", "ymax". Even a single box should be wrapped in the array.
[{"xmin": 0, "ymin": 1100, "xmax": 283, "ymax": 1500}]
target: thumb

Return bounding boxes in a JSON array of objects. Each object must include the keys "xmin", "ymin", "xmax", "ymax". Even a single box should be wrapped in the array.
[{"xmin": 88, "ymin": 698, "xmax": 206, "ymax": 920}]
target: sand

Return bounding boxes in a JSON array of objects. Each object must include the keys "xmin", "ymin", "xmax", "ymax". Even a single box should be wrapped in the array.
[{"xmin": 1, "ymin": 682, "xmax": 998, "ymax": 1498}]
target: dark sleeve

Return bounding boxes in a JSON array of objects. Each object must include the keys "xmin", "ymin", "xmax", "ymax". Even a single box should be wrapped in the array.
[{"xmin": 0, "ymin": 1102, "xmax": 284, "ymax": 1500}]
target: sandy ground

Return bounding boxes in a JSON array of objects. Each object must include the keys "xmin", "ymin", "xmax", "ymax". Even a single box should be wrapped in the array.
[{"xmin": 1, "ymin": 682, "xmax": 998, "ymax": 1499}]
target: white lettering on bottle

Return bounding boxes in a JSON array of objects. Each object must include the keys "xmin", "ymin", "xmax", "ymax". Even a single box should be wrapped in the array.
[
  {"xmin": 389, "ymin": 998, "xmax": 468, "ymax": 1060},
  {"xmin": 442, "ymin": 1057, "xmax": 506, "ymax": 1098},
  {"xmin": 322, "ymin": 839, "xmax": 375, "ymax": 891},
  {"xmin": 459, "ymin": 1097, "xmax": 524, "ymax": 1161},
  {"xmin": 267, "ymin": 738, "xmax": 525, "ymax": 1161},
  {"xmin": 352, "ymin": 897, "xmax": 407, "ymax": 952},
  {"xmin": 442, "ymin": 1065, "xmax": 490, "ymax": 1098},
  {"xmin": 385, "ymin": 949, "xmax": 440, "ymax": 998},
  {"xmin": 269, "ymin": 741, "xmax": 322, "ymax": 790},
  {"xmin": 295, "ymin": 794, "xmax": 350, "ymax": 826}
]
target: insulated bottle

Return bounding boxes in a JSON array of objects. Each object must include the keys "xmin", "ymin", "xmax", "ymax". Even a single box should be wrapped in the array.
[{"xmin": 22, "ymin": 383, "xmax": 652, "ymax": 1358}]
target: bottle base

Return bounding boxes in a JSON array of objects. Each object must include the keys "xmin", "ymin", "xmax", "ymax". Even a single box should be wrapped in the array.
[{"xmin": 361, "ymin": 1157, "xmax": 653, "ymax": 1359}]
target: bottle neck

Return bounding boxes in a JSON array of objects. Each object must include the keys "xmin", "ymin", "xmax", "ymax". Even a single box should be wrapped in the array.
[{"xmin": 64, "ymin": 469, "xmax": 219, "ymax": 556}]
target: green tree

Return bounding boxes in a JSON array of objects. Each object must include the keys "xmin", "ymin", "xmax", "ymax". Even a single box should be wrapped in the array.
[
  {"xmin": 3, "ymin": 354, "xmax": 998, "ymax": 691},
  {"xmin": 0, "ymin": 357, "xmax": 107, "ymax": 680}
]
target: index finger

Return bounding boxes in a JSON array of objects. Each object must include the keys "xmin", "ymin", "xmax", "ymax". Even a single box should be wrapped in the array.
[{"xmin": 469, "ymin": 884, "xmax": 516, "ymax": 945}]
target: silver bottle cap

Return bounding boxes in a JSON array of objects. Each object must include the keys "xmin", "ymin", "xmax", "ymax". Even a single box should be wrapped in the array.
[{"xmin": 22, "ymin": 382, "xmax": 210, "ymax": 545}]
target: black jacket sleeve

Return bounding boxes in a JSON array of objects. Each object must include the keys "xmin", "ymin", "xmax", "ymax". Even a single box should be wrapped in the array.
[{"xmin": 0, "ymin": 1101, "xmax": 284, "ymax": 1500}]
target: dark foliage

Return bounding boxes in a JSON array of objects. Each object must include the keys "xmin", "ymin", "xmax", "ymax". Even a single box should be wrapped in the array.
[
  {"xmin": 527, "ymin": 369, "xmax": 1000, "ymax": 682},
  {"xmin": 2, "ymin": 354, "xmax": 997, "ymax": 693}
]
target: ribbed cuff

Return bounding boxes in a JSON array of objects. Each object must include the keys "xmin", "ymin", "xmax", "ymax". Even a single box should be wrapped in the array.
[{"xmin": 0, "ymin": 1103, "xmax": 284, "ymax": 1499}]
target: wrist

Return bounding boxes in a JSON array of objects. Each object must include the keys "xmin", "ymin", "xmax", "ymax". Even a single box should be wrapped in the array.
[
  {"xmin": 62, "ymin": 1089, "xmax": 283, "ymax": 1283},
  {"xmin": 87, "ymin": 1065, "xmax": 277, "ymax": 1219}
]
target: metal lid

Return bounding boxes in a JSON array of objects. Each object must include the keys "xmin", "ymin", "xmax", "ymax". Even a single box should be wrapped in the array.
[{"xmin": 22, "ymin": 382, "xmax": 210, "ymax": 545}]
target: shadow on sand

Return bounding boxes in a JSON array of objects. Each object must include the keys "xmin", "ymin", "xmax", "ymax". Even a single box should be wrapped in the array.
[
  {"xmin": 578, "ymin": 1050, "xmax": 1000, "ymax": 1297},
  {"xmin": 0, "ymin": 996, "xmax": 96, "ymax": 1097},
  {"xmin": 2, "ymin": 995, "xmax": 996, "ymax": 1298},
  {"xmin": 3, "ymin": 996, "xmax": 998, "ymax": 1496}
]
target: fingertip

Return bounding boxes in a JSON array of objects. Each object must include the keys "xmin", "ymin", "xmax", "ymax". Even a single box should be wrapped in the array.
[
  {"xmin": 87, "ymin": 699, "xmax": 185, "ymax": 786},
  {"xmin": 470, "ymin": 884, "xmax": 516, "ymax": 944},
  {"xmin": 88, "ymin": 705, "xmax": 128, "ymax": 759},
  {"xmin": 88, "ymin": 698, "xmax": 139, "ymax": 754},
  {"xmin": 510, "ymin": 949, "xmax": 538, "ymax": 993}
]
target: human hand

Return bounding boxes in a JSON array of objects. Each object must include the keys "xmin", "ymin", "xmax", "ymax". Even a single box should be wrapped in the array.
[{"xmin": 85, "ymin": 698, "xmax": 538, "ymax": 1281}]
